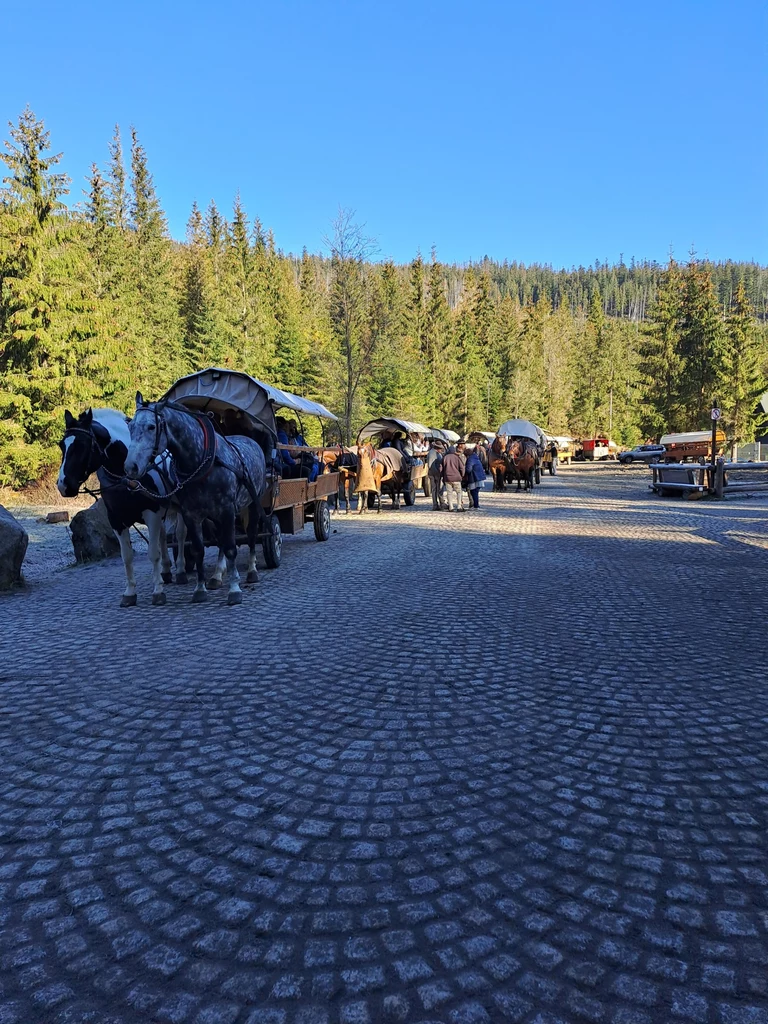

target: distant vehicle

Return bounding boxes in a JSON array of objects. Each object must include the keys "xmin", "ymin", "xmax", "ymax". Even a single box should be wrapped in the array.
[
  {"xmin": 660, "ymin": 430, "xmax": 726, "ymax": 463},
  {"xmin": 578, "ymin": 436, "xmax": 619, "ymax": 461},
  {"xmin": 618, "ymin": 444, "xmax": 666, "ymax": 465}
]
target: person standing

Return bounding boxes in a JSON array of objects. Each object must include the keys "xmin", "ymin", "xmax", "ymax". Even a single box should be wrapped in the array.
[
  {"xmin": 441, "ymin": 444, "xmax": 466, "ymax": 512},
  {"xmin": 427, "ymin": 440, "xmax": 446, "ymax": 510},
  {"xmin": 464, "ymin": 445, "xmax": 486, "ymax": 510}
]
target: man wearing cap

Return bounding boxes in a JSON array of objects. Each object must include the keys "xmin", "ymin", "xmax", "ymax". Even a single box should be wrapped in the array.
[{"xmin": 441, "ymin": 443, "xmax": 466, "ymax": 512}]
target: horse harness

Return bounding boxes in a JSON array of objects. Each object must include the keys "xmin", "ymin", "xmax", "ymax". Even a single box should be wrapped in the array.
[{"xmin": 131, "ymin": 401, "xmax": 260, "ymax": 504}]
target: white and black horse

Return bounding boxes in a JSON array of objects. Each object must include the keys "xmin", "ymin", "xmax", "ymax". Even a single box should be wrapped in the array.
[
  {"xmin": 125, "ymin": 394, "xmax": 268, "ymax": 606},
  {"xmin": 57, "ymin": 408, "xmax": 187, "ymax": 606}
]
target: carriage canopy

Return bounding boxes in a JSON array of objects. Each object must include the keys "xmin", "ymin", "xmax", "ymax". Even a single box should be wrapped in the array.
[
  {"xmin": 163, "ymin": 368, "xmax": 338, "ymax": 439},
  {"xmin": 497, "ymin": 418, "xmax": 546, "ymax": 445},
  {"xmin": 357, "ymin": 417, "xmax": 430, "ymax": 443},
  {"xmin": 427, "ymin": 427, "xmax": 461, "ymax": 443}
]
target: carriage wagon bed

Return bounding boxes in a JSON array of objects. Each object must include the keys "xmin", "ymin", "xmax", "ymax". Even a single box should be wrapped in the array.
[{"xmin": 163, "ymin": 368, "xmax": 340, "ymax": 568}]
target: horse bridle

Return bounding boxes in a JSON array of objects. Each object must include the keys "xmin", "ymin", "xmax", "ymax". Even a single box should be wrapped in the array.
[
  {"xmin": 130, "ymin": 400, "xmax": 217, "ymax": 499},
  {"xmin": 62, "ymin": 423, "xmax": 123, "ymax": 494}
]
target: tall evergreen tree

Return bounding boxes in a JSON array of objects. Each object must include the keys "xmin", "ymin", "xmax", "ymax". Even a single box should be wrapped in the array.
[
  {"xmin": 676, "ymin": 256, "xmax": 726, "ymax": 427},
  {"xmin": 0, "ymin": 108, "xmax": 98, "ymax": 484},
  {"xmin": 721, "ymin": 281, "xmax": 766, "ymax": 449}
]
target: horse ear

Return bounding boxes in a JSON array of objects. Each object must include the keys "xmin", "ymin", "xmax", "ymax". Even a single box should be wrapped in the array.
[
  {"xmin": 135, "ymin": 391, "xmax": 144, "ymax": 408},
  {"xmin": 64, "ymin": 410, "xmax": 76, "ymax": 428},
  {"xmin": 83, "ymin": 408, "xmax": 93, "ymax": 425}
]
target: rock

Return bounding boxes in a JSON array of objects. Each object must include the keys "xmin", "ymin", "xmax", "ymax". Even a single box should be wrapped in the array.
[
  {"xmin": 0, "ymin": 505, "xmax": 29, "ymax": 590},
  {"xmin": 46, "ymin": 511, "xmax": 70, "ymax": 524},
  {"xmin": 70, "ymin": 499, "xmax": 120, "ymax": 563}
]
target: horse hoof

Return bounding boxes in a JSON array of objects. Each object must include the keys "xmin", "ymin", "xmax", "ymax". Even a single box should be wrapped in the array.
[
  {"xmin": 246, "ymin": 570, "xmax": 259, "ymax": 584},
  {"xmin": 192, "ymin": 589, "xmax": 208, "ymax": 604},
  {"xmin": 175, "ymin": 573, "xmax": 189, "ymax": 585},
  {"xmin": 161, "ymin": 571, "xmax": 173, "ymax": 585},
  {"xmin": 206, "ymin": 578, "xmax": 222, "ymax": 591},
  {"xmin": 120, "ymin": 594, "xmax": 137, "ymax": 608},
  {"xmin": 227, "ymin": 591, "xmax": 243, "ymax": 606},
  {"xmin": 152, "ymin": 592, "xmax": 167, "ymax": 607}
]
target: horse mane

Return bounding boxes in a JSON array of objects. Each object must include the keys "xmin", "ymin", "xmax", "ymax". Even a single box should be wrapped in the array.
[{"xmin": 91, "ymin": 408, "xmax": 131, "ymax": 447}]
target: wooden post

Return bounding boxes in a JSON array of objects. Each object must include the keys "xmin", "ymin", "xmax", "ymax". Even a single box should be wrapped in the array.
[{"xmin": 714, "ymin": 457, "xmax": 725, "ymax": 499}]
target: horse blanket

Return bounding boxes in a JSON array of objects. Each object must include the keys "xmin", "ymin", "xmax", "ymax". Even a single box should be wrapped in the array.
[
  {"xmin": 355, "ymin": 450, "xmax": 378, "ymax": 494},
  {"xmin": 375, "ymin": 447, "xmax": 405, "ymax": 478}
]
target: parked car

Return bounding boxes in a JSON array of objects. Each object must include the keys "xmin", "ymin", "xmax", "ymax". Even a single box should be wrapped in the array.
[{"xmin": 618, "ymin": 444, "xmax": 666, "ymax": 465}]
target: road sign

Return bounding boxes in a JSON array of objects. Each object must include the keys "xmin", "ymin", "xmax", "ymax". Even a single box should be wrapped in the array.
[{"xmin": 711, "ymin": 407, "xmax": 722, "ymax": 421}]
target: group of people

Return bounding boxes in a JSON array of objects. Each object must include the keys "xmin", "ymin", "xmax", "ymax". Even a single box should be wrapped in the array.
[
  {"xmin": 427, "ymin": 438, "xmax": 487, "ymax": 512},
  {"xmin": 276, "ymin": 416, "xmax": 320, "ymax": 482}
]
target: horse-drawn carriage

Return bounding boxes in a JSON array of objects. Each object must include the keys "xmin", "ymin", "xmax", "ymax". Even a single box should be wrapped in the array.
[
  {"xmin": 356, "ymin": 417, "xmax": 430, "ymax": 506},
  {"xmin": 491, "ymin": 418, "xmax": 546, "ymax": 491},
  {"xmin": 163, "ymin": 368, "xmax": 340, "ymax": 568}
]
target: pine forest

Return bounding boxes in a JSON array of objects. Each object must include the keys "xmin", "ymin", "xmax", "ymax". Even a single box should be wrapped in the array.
[{"xmin": 1, "ymin": 107, "xmax": 767, "ymax": 488}]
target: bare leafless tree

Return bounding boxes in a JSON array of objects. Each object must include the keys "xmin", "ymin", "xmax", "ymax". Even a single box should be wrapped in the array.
[{"xmin": 324, "ymin": 208, "xmax": 378, "ymax": 442}]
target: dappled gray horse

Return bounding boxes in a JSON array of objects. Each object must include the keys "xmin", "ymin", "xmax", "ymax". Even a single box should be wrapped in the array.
[{"xmin": 125, "ymin": 394, "xmax": 268, "ymax": 605}]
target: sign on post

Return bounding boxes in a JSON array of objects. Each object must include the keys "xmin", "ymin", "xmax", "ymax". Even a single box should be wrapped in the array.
[{"xmin": 711, "ymin": 407, "xmax": 722, "ymax": 421}]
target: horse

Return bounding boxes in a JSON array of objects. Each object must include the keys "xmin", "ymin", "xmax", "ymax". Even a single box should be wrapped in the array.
[
  {"xmin": 56, "ymin": 407, "xmax": 187, "ymax": 606},
  {"xmin": 321, "ymin": 445, "xmax": 358, "ymax": 513},
  {"xmin": 124, "ymin": 394, "xmax": 268, "ymax": 606},
  {"xmin": 354, "ymin": 443, "xmax": 384, "ymax": 513},
  {"xmin": 489, "ymin": 435, "xmax": 510, "ymax": 492},
  {"xmin": 507, "ymin": 437, "xmax": 539, "ymax": 491},
  {"xmin": 374, "ymin": 447, "xmax": 412, "ymax": 508}
]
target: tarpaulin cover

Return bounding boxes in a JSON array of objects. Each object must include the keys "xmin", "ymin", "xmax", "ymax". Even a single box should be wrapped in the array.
[
  {"xmin": 163, "ymin": 368, "xmax": 338, "ymax": 439},
  {"xmin": 497, "ymin": 419, "xmax": 546, "ymax": 445},
  {"xmin": 357, "ymin": 417, "xmax": 430, "ymax": 442}
]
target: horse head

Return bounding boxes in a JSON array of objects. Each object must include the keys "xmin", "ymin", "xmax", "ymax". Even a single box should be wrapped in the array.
[
  {"xmin": 125, "ymin": 393, "xmax": 166, "ymax": 480},
  {"xmin": 57, "ymin": 407, "xmax": 126, "ymax": 497}
]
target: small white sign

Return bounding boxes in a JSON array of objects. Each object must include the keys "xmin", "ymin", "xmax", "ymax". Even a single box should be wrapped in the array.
[{"xmin": 711, "ymin": 408, "xmax": 722, "ymax": 421}]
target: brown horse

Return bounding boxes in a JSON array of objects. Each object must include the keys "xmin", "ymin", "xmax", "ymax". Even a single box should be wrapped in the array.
[
  {"xmin": 321, "ymin": 445, "xmax": 358, "ymax": 513},
  {"xmin": 489, "ymin": 435, "xmax": 510, "ymax": 491},
  {"xmin": 355, "ymin": 443, "xmax": 388, "ymax": 513},
  {"xmin": 507, "ymin": 438, "xmax": 538, "ymax": 491}
]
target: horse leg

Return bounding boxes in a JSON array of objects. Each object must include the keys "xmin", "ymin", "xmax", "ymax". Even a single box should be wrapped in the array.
[
  {"xmin": 117, "ymin": 528, "xmax": 137, "ymax": 607},
  {"xmin": 221, "ymin": 510, "xmax": 242, "ymax": 606},
  {"xmin": 245, "ymin": 502, "xmax": 261, "ymax": 584},
  {"xmin": 174, "ymin": 513, "xmax": 189, "ymax": 584},
  {"xmin": 187, "ymin": 518, "xmax": 207, "ymax": 603},
  {"xmin": 158, "ymin": 518, "xmax": 173, "ymax": 585},
  {"xmin": 144, "ymin": 511, "xmax": 167, "ymax": 606},
  {"xmin": 207, "ymin": 549, "xmax": 227, "ymax": 590}
]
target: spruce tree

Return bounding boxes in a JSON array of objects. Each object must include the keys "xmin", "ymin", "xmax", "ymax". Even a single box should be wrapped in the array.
[
  {"xmin": 676, "ymin": 256, "xmax": 726, "ymax": 427},
  {"xmin": 0, "ymin": 108, "xmax": 97, "ymax": 484},
  {"xmin": 722, "ymin": 281, "xmax": 766, "ymax": 449},
  {"xmin": 642, "ymin": 258, "xmax": 683, "ymax": 435}
]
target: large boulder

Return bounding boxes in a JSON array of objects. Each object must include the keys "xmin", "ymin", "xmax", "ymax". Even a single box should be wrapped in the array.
[
  {"xmin": 70, "ymin": 499, "xmax": 120, "ymax": 563},
  {"xmin": 0, "ymin": 505, "xmax": 28, "ymax": 590}
]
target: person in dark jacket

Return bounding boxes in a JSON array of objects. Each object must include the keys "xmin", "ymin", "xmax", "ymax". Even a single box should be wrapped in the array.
[
  {"xmin": 427, "ymin": 440, "xmax": 447, "ymax": 510},
  {"xmin": 464, "ymin": 446, "xmax": 486, "ymax": 509},
  {"xmin": 441, "ymin": 445, "xmax": 466, "ymax": 512}
]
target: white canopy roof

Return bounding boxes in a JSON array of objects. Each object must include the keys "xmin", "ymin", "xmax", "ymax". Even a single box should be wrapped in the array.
[
  {"xmin": 660, "ymin": 430, "xmax": 724, "ymax": 445},
  {"xmin": 428, "ymin": 427, "xmax": 461, "ymax": 442},
  {"xmin": 357, "ymin": 417, "xmax": 430, "ymax": 442},
  {"xmin": 163, "ymin": 369, "xmax": 338, "ymax": 433},
  {"xmin": 497, "ymin": 418, "xmax": 545, "ymax": 444}
]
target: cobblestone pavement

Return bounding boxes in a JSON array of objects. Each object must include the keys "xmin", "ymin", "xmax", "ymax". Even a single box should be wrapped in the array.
[{"xmin": 2, "ymin": 466, "xmax": 768, "ymax": 1024}]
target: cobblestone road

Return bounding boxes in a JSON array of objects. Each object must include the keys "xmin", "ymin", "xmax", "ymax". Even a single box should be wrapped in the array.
[{"xmin": 2, "ymin": 467, "xmax": 768, "ymax": 1024}]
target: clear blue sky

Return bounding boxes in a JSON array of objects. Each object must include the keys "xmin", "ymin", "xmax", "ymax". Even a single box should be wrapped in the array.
[{"xmin": 3, "ymin": 0, "xmax": 765, "ymax": 267}]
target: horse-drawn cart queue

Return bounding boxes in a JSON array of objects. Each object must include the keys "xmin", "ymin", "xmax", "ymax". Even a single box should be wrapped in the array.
[{"xmin": 56, "ymin": 365, "xmax": 562, "ymax": 605}]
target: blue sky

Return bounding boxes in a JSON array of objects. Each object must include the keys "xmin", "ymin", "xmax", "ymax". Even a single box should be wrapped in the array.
[{"xmin": 2, "ymin": 0, "xmax": 765, "ymax": 267}]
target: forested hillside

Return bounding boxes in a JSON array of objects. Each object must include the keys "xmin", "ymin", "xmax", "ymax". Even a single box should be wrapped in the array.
[{"xmin": 1, "ymin": 107, "xmax": 766, "ymax": 486}]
